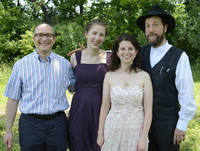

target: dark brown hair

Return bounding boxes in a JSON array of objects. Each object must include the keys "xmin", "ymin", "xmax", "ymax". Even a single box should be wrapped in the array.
[
  {"xmin": 109, "ymin": 33, "xmax": 141, "ymax": 72},
  {"xmin": 85, "ymin": 19, "xmax": 107, "ymax": 35}
]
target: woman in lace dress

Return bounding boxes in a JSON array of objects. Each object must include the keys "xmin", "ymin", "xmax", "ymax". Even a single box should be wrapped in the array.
[{"xmin": 97, "ymin": 34, "xmax": 153, "ymax": 151}]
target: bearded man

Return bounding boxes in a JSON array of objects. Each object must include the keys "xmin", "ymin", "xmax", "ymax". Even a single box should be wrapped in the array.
[{"xmin": 136, "ymin": 5, "xmax": 196, "ymax": 151}]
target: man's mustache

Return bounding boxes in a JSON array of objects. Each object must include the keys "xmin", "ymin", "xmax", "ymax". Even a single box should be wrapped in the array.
[{"xmin": 147, "ymin": 34, "xmax": 158, "ymax": 38}]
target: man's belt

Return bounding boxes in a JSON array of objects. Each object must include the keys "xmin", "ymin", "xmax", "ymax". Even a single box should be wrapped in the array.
[{"xmin": 24, "ymin": 111, "xmax": 65, "ymax": 120}]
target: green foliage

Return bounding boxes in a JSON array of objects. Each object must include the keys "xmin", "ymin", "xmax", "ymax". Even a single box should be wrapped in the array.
[
  {"xmin": 52, "ymin": 0, "xmax": 87, "ymax": 21},
  {"xmin": 180, "ymin": 80, "xmax": 200, "ymax": 150},
  {"xmin": 0, "ymin": 0, "xmax": 199, "ymax": 63},
  {"xmin": 180, "ymin": 63, "xmax": 200, "ymax": 150},
  {"xmin": 0, "ymin": 2, "xmax": 34, "ymax": 63},
  {"xmin": 184, "ymin": 0, "xmax": 200, "ymax": 62},
  {"xmin": 192, "ymin": 63, "xmax": 200, "ymax": 82},
  {"xmin": 0, "ymin": 63, "xmax": 12, "ymax": 112},
  {"xmin": 54, "ymin": 22, "xmax": 85, "ymax": 59},
  {"xmin": 18, "ymin": 30, "xmax": 35, "ymax": 57},
  {"xmin": 0, "ymin": 115, "xmax": 20, "ymax": 151},
  {"xmin": 168, "ymin": 3, "xmax": 200, "ymax": 62}
]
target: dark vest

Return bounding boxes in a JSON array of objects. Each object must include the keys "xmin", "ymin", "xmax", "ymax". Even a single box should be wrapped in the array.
[{"xmin": 141, "ymin": 45, "xmax": 183, "ymax": 121}]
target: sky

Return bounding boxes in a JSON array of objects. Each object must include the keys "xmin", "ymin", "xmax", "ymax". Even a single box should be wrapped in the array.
[
  {"xmin": 18, "ymin": 0, "xmax": 111, "ymax": 7},
  {"xmin": 17, "ymin": 0, "xmax": 111, "ymax": 13}
]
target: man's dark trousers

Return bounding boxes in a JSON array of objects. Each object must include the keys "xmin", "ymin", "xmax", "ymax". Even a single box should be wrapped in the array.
[{"xmin": 19, "ymin": 112, "xmax": 68, "ymax": 151}]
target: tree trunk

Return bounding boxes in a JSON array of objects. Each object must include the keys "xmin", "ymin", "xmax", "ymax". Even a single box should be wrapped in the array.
[{"xmin": 40, "ymin": 4, "xmax": 52, "ymax": 24}]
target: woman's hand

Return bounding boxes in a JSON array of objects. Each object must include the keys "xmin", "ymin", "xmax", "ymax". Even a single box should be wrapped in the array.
[
  {"xmin": 97, "ymin": 133, "xmax": 104, "ymax": 148},
  {"xmin": 137, "ymin": 137, "xmax": 147, "ymax": 151}
]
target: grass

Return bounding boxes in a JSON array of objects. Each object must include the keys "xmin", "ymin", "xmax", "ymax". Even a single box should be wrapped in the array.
[
  {"xmin": 0, "ymin": 64, "xmax": 12, "ymax": 114},
  {"xmin": 0, "ymin": 63, "xmax": 200, "ymax": 151},
  {"xmin": 0, "ymin": 114, "xmax": 20, "ymax": 151},
  {"xmin": 179, "ymin": 63, "xmax": 200, "ymax": 150},
  {"xmin": 180, "ymin": 82, "xmax": 200, "ymax": 151}
]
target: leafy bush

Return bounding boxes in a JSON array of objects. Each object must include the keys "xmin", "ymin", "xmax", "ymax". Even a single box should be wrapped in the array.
[
  {"xmin": 54, "ymin": 22, "xmax": 85, "ymax": 59},
  {"xmin": 18, "ymin": 30, "xmax": 35, "ymax": 57},
  {"xmin": 0, "ymin": 2, "xmax": 34, "ymax": 63}
]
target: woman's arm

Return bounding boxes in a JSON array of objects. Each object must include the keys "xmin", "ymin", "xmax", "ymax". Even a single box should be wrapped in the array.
[
  {"xmin": 137, "ymin": 72, "xmax": 153, "ymax": 151},
  {"xmin": 70, "ymin": 52, "xmax": 77, "ymax": 68},
  {"xmin": 97, "ymin": 72, "xmax": 111, "ymax": 148}
]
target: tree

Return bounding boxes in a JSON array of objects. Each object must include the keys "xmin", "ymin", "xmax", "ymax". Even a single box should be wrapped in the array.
[
  {"xmin": 27, "ymin": 0, "xmax": 54, "ymax": 24},
  {"xmin": 184, "ymin": 0, "xmax": 200, "ymax": 62},
  {"xmin": 0, "ymin": 1, "xmax": 34, "ymax": 63},
  {"xmin": 0, "ymin": 0, "xmax": 199, "ymax": 63}
]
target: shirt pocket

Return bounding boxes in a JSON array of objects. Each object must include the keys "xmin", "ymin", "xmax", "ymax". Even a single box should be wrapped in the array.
[
  {"xmin": 161, "ymin": 66, "xmax": 175, "ymax": 82},
  {"xmin": 50, "ymin": 74, "xmax": 66, "ymax": 99}
]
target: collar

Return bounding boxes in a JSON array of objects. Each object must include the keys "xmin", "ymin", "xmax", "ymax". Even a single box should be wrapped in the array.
[
  {"xmin": 151, "ymin": 41, "xmax": 172, "ymax": 53},
  {"xmin": 33, "ymin": 49, "xmax": 54, "ymax": 62}
]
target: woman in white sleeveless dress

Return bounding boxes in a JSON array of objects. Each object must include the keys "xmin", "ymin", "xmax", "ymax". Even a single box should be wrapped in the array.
[{"xmin": 97, "ymin": 34, "xmax": 153, "ymax": 151}]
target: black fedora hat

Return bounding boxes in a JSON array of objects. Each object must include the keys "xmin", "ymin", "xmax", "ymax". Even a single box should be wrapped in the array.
[{"xmin": 136, "ymin": 5, "xmax": 175, "ymax": 34}]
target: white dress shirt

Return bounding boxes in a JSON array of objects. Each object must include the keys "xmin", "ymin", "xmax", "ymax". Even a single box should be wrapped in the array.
[{"xmin": 150, "ymin": 41, "xmax": 196, "ymax": 131}]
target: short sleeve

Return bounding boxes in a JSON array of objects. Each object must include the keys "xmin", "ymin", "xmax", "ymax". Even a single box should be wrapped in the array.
[{"xmin": 4, "ymin": 61, "xmax": 22, "ymax": 100}]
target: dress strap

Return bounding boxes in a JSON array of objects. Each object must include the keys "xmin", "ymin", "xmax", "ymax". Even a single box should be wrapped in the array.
[{"xmin": 75, "ymin": 51, "xmax": 82, "ymax": 64}]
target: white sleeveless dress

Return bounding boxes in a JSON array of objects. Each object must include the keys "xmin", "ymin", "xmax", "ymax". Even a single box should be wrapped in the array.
[{"xmin": 101, "ymin": 85, "xmax": 148, "ymax": 151}]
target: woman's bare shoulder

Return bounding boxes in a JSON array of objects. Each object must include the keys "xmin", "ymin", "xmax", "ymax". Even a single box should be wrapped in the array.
[{"xmin": 70, "ymin": 52, "xmax": 77, "ymax": 67}]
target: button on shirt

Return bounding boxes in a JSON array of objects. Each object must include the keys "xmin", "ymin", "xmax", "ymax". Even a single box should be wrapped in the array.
[
  {"xmin": 4, "ymin": 51, "xmax": 75, "ymax": 114},
  {"xmin": 150, "ymin": 41, "xmax": 196, "ymax": 131}
]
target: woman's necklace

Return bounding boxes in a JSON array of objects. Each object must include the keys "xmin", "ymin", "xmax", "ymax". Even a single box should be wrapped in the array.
[
  {"xmin": 118, "ymin": 69, "xmax": 133, "ymax": 87},
  {"xmin": 123, "ymin": 74, "xmax": 132, "ymax": 87},
  {"xmin": 124, "ymin": 81, "xmax": 129, "ymax": 87}
]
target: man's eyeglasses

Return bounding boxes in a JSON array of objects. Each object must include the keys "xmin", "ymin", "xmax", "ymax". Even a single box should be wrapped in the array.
[{"xmin": 34, "ymin": 33, "xmax": 55, "ymax": 38}]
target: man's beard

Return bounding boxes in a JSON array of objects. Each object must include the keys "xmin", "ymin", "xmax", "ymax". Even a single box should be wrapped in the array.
[{"xmin": 146, "ymin": 32, "xmax": 165, "ymax": 47}]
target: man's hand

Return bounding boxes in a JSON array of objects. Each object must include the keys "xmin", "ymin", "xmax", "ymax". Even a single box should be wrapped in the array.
[
  {"xmin": 4, "ymin": 131, "xmax": 13, "ymax": 150},
  {"xmin": 4, "ymin": 98, "xmax": 19, "ymax": 150},
  {"xmin": 173, "ymin": 128, "xmax": 186, "ymax": 145},
  {"xmin": 67, "ymin": 42, "xmax": 85, "ymax": 56}
]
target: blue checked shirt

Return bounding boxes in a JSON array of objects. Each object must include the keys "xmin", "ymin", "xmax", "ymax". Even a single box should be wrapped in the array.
[{"xmin": 4, "ymin": 51, "xmax": 75, "ymax": 114}]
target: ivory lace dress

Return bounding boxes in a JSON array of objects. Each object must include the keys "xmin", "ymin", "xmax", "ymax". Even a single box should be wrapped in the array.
[{"xmin": 101, "ymin": 85, "xmax": 148, "ymax": 151}]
